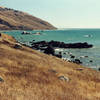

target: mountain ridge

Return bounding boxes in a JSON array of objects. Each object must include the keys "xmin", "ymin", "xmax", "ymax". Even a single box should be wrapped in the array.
[{"xmin": 0, "ymin": 7, "xmax": 57, "ymax": 30}]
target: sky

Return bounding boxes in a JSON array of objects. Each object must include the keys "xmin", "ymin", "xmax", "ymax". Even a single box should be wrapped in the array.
[{"xmin": 0, "ymin": 0, "xmax": 100, "ymax": 28}]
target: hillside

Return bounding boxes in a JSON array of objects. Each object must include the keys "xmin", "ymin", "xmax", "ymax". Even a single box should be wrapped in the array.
[
  {"xmin": 0, "ymin": 7, "xmax": 56, "ymax": 30},
  {"xmin": 0, "ymin": 33, "xmax": 100, "ymax": 100}
]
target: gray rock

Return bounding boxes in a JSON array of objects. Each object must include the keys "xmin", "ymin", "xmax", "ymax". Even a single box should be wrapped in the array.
[{"xmin": 58, "ymin": 76, "xmax": 69, "ymax": 82}]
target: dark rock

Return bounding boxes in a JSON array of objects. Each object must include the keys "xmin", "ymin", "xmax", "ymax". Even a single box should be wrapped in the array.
[
  {"xmin": 70, "ymin": 55, "xmax": 75, "ymax": 58},
  {"xmin": 0, "ymin": 33, "xmax": 1, "ymax": 37},
  {"xmin": 63, "ymin": 52, "xmax": 66, "ymax": 55},
  {"xmin": 14, "ymin": 43, "xmax": 22, "ymax": 49},
  {"xmin": 73, "ymin": 59, "xmax": 82, "ymax": 64},
  {"xmin": 65, "ymin": 42, "xmax": 93, "ymax": 48},
  {"xmin": 90, "ymin": 60, "xmax": 93, "ymax": 63},
  {"xmin": 44, "ymin": 45, "xmax": 55, "ymax": 55},
  {"xmin": 31, "ymin": 40, "xmax": 93, "ymax": 49},
  {"xmin": 98, "ymin": 68, "xmax": 100, "ymax": 71},
  {"xmin": 54, "ymin": 53, "xmax": 62, "ymax": 58},
  {"xmin": 84, "ymin": 56, "xmax": 88, "ymax": 58},
  {"xmin": 30, "ymin": 40, "xmax": 93, "ymax": 59},
  {"xmin": 31, "ymin": 44, "xmax": 40, "ymax": 50},
  {"xmin": 21, "ymin": 31, "xmax": 31, "ymax": 35},
  {"xmin": 55, "ymin": 52, "xmax": 62, "ymax": 58}
]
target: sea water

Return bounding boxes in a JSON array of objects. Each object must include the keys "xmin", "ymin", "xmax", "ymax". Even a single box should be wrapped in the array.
[{"xmin": 2, "ymin": 28, "xmax": 100, "ymax": 70}]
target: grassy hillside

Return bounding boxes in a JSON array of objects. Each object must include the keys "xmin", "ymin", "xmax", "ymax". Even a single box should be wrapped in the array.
[
  {"xmin": 0, "ymin": 33, "xmax": 100, "ymax": 100},
  {"xmin": 0, "ymin": 7, "xmax": 57, "ymax": 30}
]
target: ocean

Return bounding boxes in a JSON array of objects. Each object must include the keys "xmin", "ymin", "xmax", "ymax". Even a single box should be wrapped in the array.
[{"xmin": 2, "ymin": 28, "xmax": 100, "ymax": 70}]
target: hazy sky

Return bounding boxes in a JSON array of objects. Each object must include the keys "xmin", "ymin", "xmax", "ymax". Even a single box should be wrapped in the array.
[{"xmin": 0, "ymin": 0, "xmax": 100, "ymax": 28}]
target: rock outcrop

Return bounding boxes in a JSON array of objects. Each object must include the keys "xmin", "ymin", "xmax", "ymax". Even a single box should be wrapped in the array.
[{"xmin": 31, "ymin": 40, "xmax": 93, "ymax": 50}]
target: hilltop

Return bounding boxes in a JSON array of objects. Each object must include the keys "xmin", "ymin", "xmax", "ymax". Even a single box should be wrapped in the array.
[
  {"xmin": 0, "ymin": 33, "xmax": 100, "ymax": 100},
  {"xmin": 0, "ymin": 7, "xmax": 56, "ymax": 30}
]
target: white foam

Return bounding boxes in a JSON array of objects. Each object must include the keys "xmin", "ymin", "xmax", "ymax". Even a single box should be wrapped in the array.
[{"xmin": 55, "ymin": 48, "xmax": 63, "ymax": 51}]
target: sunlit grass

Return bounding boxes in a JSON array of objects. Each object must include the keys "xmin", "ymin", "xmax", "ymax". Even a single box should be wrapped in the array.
[{"xmin": 0, "ymin": 33, "xmax": 99, "ymax": 100}]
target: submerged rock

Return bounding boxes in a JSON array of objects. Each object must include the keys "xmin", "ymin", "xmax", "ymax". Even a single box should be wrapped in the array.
[
  {"xmin": 21, "ymin": 31, "xmax": 31, "ymax": 35},
  {"xmin": 98, "ymin": 68, "xmax": 100, "ymax": 71},
  {"xmin": 90, "ymin": 60, "xmax": 93, "ymax": 63}
]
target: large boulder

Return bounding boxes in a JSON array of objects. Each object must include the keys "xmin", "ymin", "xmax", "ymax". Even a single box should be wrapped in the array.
[{"xmin": 44, "ymin": 45, "xmax": 55, "ymax": 55}]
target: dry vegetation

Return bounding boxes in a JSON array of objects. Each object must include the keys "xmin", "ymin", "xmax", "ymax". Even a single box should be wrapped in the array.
[
  {"xmin": 0, "ymin": 7, "xmax": 56, "ymax": 30},
  {"xmin": 0, "ymin": 33, "xmax": 99, "ymax": 100}
]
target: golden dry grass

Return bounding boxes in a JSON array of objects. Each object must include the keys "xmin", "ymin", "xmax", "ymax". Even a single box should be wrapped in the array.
[
  {"xmin": 0, "ymin": 8, "xmax": 56, "ymax": 30},
  {"xmin": 0, "ymin": 33, "xmax": 99, "ymax": 100}
]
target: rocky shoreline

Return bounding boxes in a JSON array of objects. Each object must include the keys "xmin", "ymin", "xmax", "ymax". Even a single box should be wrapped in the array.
[
  {"xmin": 0, "ymin": 33, "xmax": 100, "ymax": 100},
  {"xmin": 19, "ymin": 40, "xmax": 93, "ymax": 64},
  {"xmin": 30, "ymin": 40, "xmax": 93, "ymax": 49}
]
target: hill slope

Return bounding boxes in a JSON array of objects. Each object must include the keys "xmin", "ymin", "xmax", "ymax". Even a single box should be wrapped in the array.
[
  {"xmin": 0, "ymin": 7, "xmax": 56, "ymax": 30},
  {"xmin": 0, "ymin": 33, "xmax": 100, "ymax": 100}
]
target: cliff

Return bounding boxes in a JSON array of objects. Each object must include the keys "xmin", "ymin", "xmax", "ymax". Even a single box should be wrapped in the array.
[
  {"xmin": 0, "ymin": 7, "xmax": 57, "ymax": 30},
  {"xmin": 0, "ymin": 33, "xmax": 100, "ymax": 100}
]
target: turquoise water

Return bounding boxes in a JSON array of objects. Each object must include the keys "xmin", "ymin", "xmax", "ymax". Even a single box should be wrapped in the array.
[{"xmin": 2, "ymin": 29, "xmax": 100, "ymax": 70}]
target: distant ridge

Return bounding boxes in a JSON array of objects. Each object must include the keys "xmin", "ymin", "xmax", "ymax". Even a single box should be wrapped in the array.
[{"xmin": 0, "ymin": 7, "xmax": 57, "ymax": 30}]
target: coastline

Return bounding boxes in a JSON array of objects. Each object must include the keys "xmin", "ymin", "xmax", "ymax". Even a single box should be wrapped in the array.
[
  {"xmin": 0, "ymin": 33, "xmax": 100, "ymax": 99},
  {"xmin": 2, "ymin": 30, "xmax": 99, "ymax": 69},
  {"xmin": 2, "ymin": 29, "xmax": 100, "ymax": 70}
]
